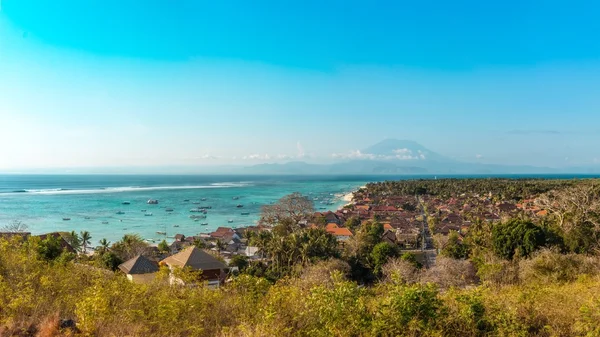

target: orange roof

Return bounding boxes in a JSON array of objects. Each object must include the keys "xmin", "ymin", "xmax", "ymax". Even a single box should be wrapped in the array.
[
  {"xmin": 383, "ymin": 223, "xmax": 393, "ymax": 230},
  {"xmin": 325, "ymin": 223, "xmax": 339, "ymax": 230},
  {"xmin": 536, "ymin": 210, "xmax": 548, "ymax": 216},
  {"xmin": 327, "ymin": 227, "xmax": 353, "ymax": 236}
]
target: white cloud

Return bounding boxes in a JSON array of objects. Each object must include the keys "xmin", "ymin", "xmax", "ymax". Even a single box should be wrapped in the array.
[
  {"xmin": 331, "ymin": 148, "xmax": 424, "ymax": 161},
  {"xmin": 243, "ymin": 154, "xmax": 271, "ymax": 160},
  {"xmin": 475, "ymin": 154, "xmax": 483, "ymax": 159}
]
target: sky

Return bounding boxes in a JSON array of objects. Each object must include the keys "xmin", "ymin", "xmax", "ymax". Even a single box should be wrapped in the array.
[{"xmin": 1, "ymin": 0, "xmax": 600, "ymax": 171}]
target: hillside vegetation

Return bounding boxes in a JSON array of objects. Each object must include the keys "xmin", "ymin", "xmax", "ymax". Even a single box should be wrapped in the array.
[{"xmin": 2, "ymin": 178, "xmax": 600, "ymax": 336}]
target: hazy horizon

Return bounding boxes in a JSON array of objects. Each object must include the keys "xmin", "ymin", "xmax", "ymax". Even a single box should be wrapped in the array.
[{"xmin": 2, "ymin": 1, "xmax": 600, "ymax": 171}]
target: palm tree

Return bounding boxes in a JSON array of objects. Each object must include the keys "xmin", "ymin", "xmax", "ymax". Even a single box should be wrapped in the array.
[
  {"xmin": 215, "ymin": 239, "xmax": 226, "ymax": 255},
  {"xmin": 98, "ymin": 238, "xmax": 110, "ymax": 254},
  {"xmin": 66, "ymin": 231, "xmax": 81, "ymax": 252},
  {"xmin": 80, "ymin": 231, "xmax": 92, "ymax": 254}
]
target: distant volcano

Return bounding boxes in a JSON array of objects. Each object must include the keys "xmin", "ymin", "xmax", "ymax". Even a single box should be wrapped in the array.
[{"xmin": 361, "ymin": 139, "xmax": 452, "ymax": 163}]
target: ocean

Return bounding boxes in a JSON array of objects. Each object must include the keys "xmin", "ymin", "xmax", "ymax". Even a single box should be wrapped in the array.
[
  {"xmin": 0, "ymin": 174, "xmax": 597, "ymax": 245},
  {"xmin": 0, "ymin": 175, "xmax": 374, "ymax": 244}
]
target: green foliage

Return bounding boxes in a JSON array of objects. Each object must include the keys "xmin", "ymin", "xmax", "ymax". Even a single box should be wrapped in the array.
[
  {"xmin": 98, "ymin": 251, "xmax": 123, "ymax": 271},
  {"xmin": 36, "ymin": 236, "xmax": 64, "ymax": 261},
  {"xmin": 229, "ymin": 255, "xmax": 249, "ymax": 271},
  {"xmin": 111, "ymin": 233, "xmax": 149, "ymax": 261},
  {"xmin": 157, "ymin": 239, "xmax": 169, "ymax": 253},
  {"xmin": 492, "ymin": 219, "xmax": 545, "ymax": 260},
  {"xmin": 400, "ymin": 252, "xmax": 422, "ymax": 269},
  {"xmin": 372, "ymin": 283, "xmax": 443, "ymax": 335},
  {"xmin": 344, "ymin": 216, "xmax": 361, "ymax": 231},
  {"xmin": 80, "ymin": 230, "xmax": 92, "ymax": 253},
  {"xmin": 370, "ymin": 242, "xmax": 399, "ymax": 276},
  {"xmin": 64, "ymin": 230, "xmax": 82, "ymax": 252},
  {"xmin": 441, "ymin": 230, "xmax": 470, "ymax": 259}
]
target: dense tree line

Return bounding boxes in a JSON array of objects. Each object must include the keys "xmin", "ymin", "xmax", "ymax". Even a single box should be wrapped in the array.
[{"xmin": 361, "ymin": 178, "xmax": 584, "ymax": 201}]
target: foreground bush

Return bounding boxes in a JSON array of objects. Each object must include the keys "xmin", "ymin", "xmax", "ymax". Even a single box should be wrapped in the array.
[{"xmin": 2, "ymin": 238, "xmax": 600, "ymax": 336}]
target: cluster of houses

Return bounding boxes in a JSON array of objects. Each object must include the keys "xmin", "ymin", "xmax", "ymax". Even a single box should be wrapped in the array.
[
  {"xmin": 1, "ymin": 188, "xmax": 552, "ymax": 288},
  {"xmin": 346, "ymin": 188, "xmax": 550, "ymax": 243}
]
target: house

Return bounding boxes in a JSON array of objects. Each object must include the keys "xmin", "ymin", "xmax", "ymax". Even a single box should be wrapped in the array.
[
  {"xmin": 324, "ymin": 212, "xmax": 340, "ymax": 224},
  {"xmin": 325, "ymin": 223, "xmax": 339, "ymax": 231},
  {"xmin": 245, "ymin": 246, "xmax": 260, "ymax": 258},
  {"xmin": 497, "ymin": 203, "xmax": 517, "ymax": 213},
  {"xmin": 160, "ymin": 246, "xmax": 228, "ymax": 287},
  {"xmin": 326, "ymin": 227, "xmax": 353, "ymax": 241},
  {"xmin": 118, "ymin": 255, "xmax": 159, "ymax": 284},
  {"xmin": 381, "ymin": 230, "xmax": 397, "ymax": 245},
  {"xmin": 210, "ymin": 227, "xmax": 240, "ymax": 242},
  {"xmin": 169, "ymin": 240, "xmax": 192, "ymax": 253}
]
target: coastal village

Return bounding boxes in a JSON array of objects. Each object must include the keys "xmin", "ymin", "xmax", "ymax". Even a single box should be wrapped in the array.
[{"xmin": 0, "ymin": 181, "xmax": 553, "ymax": 287}]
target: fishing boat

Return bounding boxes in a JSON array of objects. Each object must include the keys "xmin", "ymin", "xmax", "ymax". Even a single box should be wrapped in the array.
[
  {"xmin": 102, "ymin": 221, "xmax": 109, "ymax": 224},
  {"xmin": 183, "ymin": 199, "xmax": 190, "ymax": 202},
  {"xmin": 116, "ymin": 211, "xmax": 125, "ymax": 215},
  {"xmin": 156, "ymin": 231, "xmax": 166, "ymax": 235},
  {"xmin": 189, "ymin": 214, "xmax": 207, "ymax": 219},
  {"xmin": 241, "ymin": 212, "xmax": 250, "ymax": 215},
  {"xmin": 84, "ymin": 216, "xmax": 91, "ymax": 219},
  {"xmin": 201, "ymin": 198, "xmax": 207, "ymax": 201},
  {"xmin": 228, "ymin": 219, "xmax": 234, "ymax": 223},
  {"xmin": 147, "ymin": 199, "xmax": 158, "ymax": 204},
  {"xmin": 141, "ymin": 209, "xmax": 147, "ymax": 212},
  {"xmin": 173, "ymin": 224, "xmax": 179, "ymax": 227},
  {"xmin": 122, "ymin": 201, "xmax": 131, "ymax": 205},
  {"xmin": 232, "ymin": 196, "xmax": 239, "ymax": 200},
  {"xmin": 62, "ymin": 217, "xmax": 71, "ymax": 221},
  {"xmin": 165, "ymin": 208, "xmax": 174, "ymax": 212},
  {"xmin": 145, "ymin": 213, "xmax": 153, "ymax": 216},
  {"xmin": 200, "ymin": 222, "xmax": 208, "ymax": 226},
  {"xmin": 189, "ymin": 208, "xmax": 201, "ymax": 212},
  {"xmin": 236, "ymin": 204, "xmax": 243, "ymax": 208}
]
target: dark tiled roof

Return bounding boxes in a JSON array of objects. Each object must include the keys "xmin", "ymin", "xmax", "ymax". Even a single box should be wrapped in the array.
[{"xmin": 119, "ymin": 255, "xmax": 159, "ymax": 274}]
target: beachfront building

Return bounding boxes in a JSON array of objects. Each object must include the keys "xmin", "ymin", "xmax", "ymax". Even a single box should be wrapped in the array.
[
  {"xmin": 160, "ymin": 246, "xmax": 228, "ymax": 288},
  {"xmin": 118, "ymin": 254, "xmax": 159, "ymax": 284}
]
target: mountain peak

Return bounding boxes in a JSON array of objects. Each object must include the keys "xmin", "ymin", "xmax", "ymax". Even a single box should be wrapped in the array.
[{"xmin": 362, "ymin": 139, "xmax": 448, "ymax": 162}]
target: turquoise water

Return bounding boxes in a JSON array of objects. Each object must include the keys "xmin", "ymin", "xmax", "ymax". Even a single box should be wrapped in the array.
[
  {"xmin": 0, "ymin": 175, "xmax": 372, "ymax": 243},
  {"xmin": 1, "ymin": 174, "xmax": 597, "ymax": 245}
]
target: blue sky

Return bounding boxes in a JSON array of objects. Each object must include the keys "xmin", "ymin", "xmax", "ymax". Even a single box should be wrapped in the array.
[{"xmin": 1, "ymin": 0, "xmax": 600, "ymax": 170}]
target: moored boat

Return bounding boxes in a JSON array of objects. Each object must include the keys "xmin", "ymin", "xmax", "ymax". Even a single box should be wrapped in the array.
[
  {"xmin": 147, "ymin": 199, "xmax": 158, "ymax": 204},
  {"xmin": 62, "ymin": 217, "xmax": 71, "ymax": 221}
]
